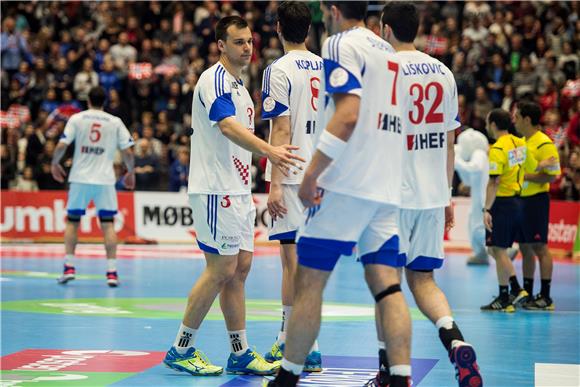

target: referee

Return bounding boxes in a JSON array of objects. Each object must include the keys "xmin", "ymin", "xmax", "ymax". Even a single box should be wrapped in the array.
[
  {"xmin": 513, "ymin": 101, "xmax": 560, "ymax": 310},
  {"xmin": 481, "ymin": 108, "xmax": 538, "ymax": 312}
]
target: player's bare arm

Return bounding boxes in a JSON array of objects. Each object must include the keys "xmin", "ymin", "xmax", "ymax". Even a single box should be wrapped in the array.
[
  {"xmin": 299, "ymin": 93, "xmax": 360, "ymax": 208},
  {"xmin": 218, "ymin": 116, "xmax": 305, "ymax": 177},
  {"xmin": 121, "ymin": 147, "xmax": 135, "ymax": 190},
  {"xmin": 483, "ymin": 176, "xmax": 500, "ymax": 231},
  {"xmin": 51, "ymin": 141, "xmax": 68, "ymax": 183},
  {"xmin": 445, "ymin": 130, "xmax": 456, "ymax": 231},
  {"xmin": 268, "ymin": 115, "xmax": 291, "ymax": 220}
]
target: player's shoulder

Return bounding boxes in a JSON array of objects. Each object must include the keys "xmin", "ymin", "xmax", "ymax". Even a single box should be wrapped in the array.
[
  {"xmin": 323, "ymin": 27, "xmax": 363, "ymax": 60},
  {"xmin": 534, "ymin": 131, "xmax": 554, "ymax": 146},
  {"xmin": 199, "ymin": 62, "xmax": 226, "ymax": 84}
]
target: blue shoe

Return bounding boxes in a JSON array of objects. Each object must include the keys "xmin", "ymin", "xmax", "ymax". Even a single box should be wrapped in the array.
[
  {"xmin": 226, "ymin": 348, "xmax": 280, "ymax": 375},
  {"xmin": 163, "ymin": 346, "xmax": 223, "ymax": 376},
  {"xmin": 264, "ymin": 342, "xmax": 284, "ymax": 363},
  {"xmin": 304, "ymin": 350, "xmax": 322, "ymax": 372}
]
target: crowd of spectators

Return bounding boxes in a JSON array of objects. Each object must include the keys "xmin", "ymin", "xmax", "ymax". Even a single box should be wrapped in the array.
[{"xmin": 1, "ymin": 1, "xmax": 578, "ymax": 200}]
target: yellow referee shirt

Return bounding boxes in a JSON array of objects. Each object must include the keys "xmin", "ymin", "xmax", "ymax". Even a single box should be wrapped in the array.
[
  {"xmin": 489, "ymin": 134, "xmax": 538, "ymax": 197},
  {"xmin": 521, "ymin": 131, "xmax": 561, "ymax": 197}
]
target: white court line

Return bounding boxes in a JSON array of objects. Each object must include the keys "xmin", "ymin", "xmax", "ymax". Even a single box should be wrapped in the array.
[{"xmin": 535, "ymin": 363, "xmax": 580, "ymax": 387}]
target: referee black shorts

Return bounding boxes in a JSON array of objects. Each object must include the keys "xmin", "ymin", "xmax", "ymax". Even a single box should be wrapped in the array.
[
  {"xmin": 519, "ymin": 192, "xmax": 550, "ymax": 244},
  {"xmin": 485, "ymin": 196, "xmax": 524, "ymax": 249}
]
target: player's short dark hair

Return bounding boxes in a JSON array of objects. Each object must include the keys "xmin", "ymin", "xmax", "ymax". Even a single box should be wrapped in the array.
[
  {"xmin": 381, "ymin": 2, "xmax": 419, "ymax": 43},
  {"xmin": 278, "ymin": 1, "xmax": 311, "ymax": 44},
  {"xmin": 517, "ymin": 100, "xmax": 542, "ymax": 126},
  {"xmin": 488, "ymin": 108, "xmax": 512, "ymax": 131},
  {"xmin": 215, "ymin": 16, "xmax": 249, "ymax": 42},
  {"xmin": 88, "ymin": 87, "xmax": 106, "ymax": 108},
  {"xmin": 322, "ymin": 1, "xmax": 368, "ymax": 21}
]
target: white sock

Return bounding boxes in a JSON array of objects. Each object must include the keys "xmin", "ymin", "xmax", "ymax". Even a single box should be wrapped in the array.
[
  {"xmin": 309, "ymin": 340, "xmax": 319, "ymax": 353},
  {"xmin": 173, "ymin": 323, "xmax": 197, "ymax": 354},
  {"xmin": 107, "ymin": 258, "xmax": 117, "ymax": 272},
  {"xmin": 435, "ymin": 316, "xmax": 454, "ymax": 330},
  {"xmin": 277, "ymin": 305, "xmax": 292, "ymax": 345},
  {"xmin": 390, "ymin": 364, "xmax": 411, "ymax": 377},
  {"xmin": 378, "ymin": 340, "xmax": 386, "ymax": 349},
  {"xmin": 229, "ymin": 330, "xmax": 249, "ymax": 356},
  {"xmin": 64, "ymin": 254, "xmax": 74, "ymax": 266},
  {"xmin": 281, "ymin": 357, "xmax": 303, "ymax": 375}
]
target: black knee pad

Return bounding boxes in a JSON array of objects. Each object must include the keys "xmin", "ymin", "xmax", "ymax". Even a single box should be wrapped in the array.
[
  {"xmin": 279, "ymin": 239, "xmax": 296, "ymax": 245},
  {"xmin": 374, "ymin": 284, "xmax": 402, "ymax": 303},
  {"xmin": 67, "ymin": 215, "xmax": 81, "ymax": 223},
  {"xmin": 98, "ymin": 216, "xmax": 114, "ymax": 223}
]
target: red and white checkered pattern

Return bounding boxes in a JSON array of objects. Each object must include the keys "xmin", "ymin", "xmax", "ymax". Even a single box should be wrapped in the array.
[
  {"xmin": 0, "ymin": 110, "xmax": 21, "ymax": 129},
  {"xmin": 232, "ymin": 156, "xmax": 250, "ymax": 185}
]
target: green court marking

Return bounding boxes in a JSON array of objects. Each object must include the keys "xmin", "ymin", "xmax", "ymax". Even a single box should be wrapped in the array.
[
  {"xmin": 0, "ymin": 271, "xmax": 103, "ymax": 280},
  {"xmin": 0, "ymin": 371, "xmax": 133, "ymax": 386},
  {"xmin": 0, "ymin": 298, "xmax": 427, "ymax": 321}
]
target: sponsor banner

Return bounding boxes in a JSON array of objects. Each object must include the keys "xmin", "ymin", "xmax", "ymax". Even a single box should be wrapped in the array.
[
  {"xmin": 132, "ymin": 192, "xmax": 272, "ymax": 242},
  {"xmin": 2, "ymin": 191, "xmax": 577, "ymax": 252},
  {"xmin": 0, "ymin": 349, "xmax": 164, "ymax": 373},
  {"xmin": 548, "ymin": 200, "xmax": 580, "ymax": 251},
  {"xmin": 0, "ymin": 191, "xmax": 135, "ymax": 240}
]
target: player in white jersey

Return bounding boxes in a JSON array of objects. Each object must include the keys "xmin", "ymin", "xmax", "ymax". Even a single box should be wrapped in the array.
[
  {"xmin": 267, "ymin": 3, "xmax": 412, "ymax": 387},
  {"xmin": 455, "ymin": 128, "xmax": 491, "ymax": 265},
  {"xmin": 163, "ymin": 16, "xmax": 304, "ymax": 378},
  {"xmin": 380, "ymin": 4, "xmax": 482, "ymax": 387},
  {"xmin": 51, "ymin": 86, "xmax": 135, "ymax": 288},
  {"xmin": 260, "ymin": 2, "xmax": 322, "ymax": 371}
]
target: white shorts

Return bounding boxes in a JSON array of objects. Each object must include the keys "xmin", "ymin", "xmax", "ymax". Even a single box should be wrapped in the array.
[
  {"xmin": 189, "ymin": 194, "xmax": 256, "ymax": 255},
  {"xmin": 67, "ymin": 183, "xmax": 118, "ymax": 217},
  {"xmin": 399, "ymin": 207, "xmax": 445, "ymax": 270},
  {"xmin": 268, "ymin": 185, "xmax": 304, "ymax": 242},
  {"xmin": 296, "ymin": 190, "xmax": 402, "ymax": 271}
]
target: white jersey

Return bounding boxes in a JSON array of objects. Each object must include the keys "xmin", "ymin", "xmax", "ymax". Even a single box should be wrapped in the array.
[
  {"xmin": 60, "ymin": 109, "xmax": 133, "ymax": 185},
  {"xmin": 262, "ymin": 50, "xmax": 323, "ymax": 185},
  {"xmin": 317, "ymin": 27, "xmax": 403, "ymax": 205},
  {"xmin": 455, "ymin": 148, "xmax": 489, "ymax": 210},
  {"xmin": 188, "ymin": 62, "xmax": 255, "ymax": 195},
  {"xmin": 397, "ymin": 50, "xmax": 461, "ymax": 209}
]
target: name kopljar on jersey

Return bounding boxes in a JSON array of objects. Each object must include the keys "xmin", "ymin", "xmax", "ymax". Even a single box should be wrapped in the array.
[{"xmin": 261, "ymin": 51, "xmax": 323, "ymax": 184}]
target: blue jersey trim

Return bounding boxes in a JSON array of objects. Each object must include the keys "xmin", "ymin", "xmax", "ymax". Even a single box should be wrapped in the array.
[
  {"xmin": 269, "ymin": 230, "xmax": 297, "ymax": 241},
  {"xmin": 215, "ymin": 65, "xmax": 226, "ymax": 97},
  {"xmin": 197, "ymin": 240, "xmax": 220, "ymax": 255},
  {"xmin": 323, "ymin": 59, "xmax": 361, "ymax": 94},
  {"xmin": 405, "ymin": 255, "xmax": 444, "ymax": 270},
  {"xmin": 67, "ymin": 209, "xmax": 86, "ymax": 216},
  {"xmin": 209, "ymin": 93, "xmax": 236, "ymax": 122},
  {"xmin": 261, "ymin": 91, "xmax": 289, "ymax": 119}
]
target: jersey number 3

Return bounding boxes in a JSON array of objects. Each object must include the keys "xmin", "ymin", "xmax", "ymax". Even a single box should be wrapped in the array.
[{"xmin": 90, "ymin": 122, "xmax": 102, "ymax": 143}]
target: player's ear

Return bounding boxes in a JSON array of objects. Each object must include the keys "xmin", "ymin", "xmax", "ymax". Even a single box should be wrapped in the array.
[
  {"xmin": 331, "ymin": 5, "xmax": 339, "ymax": 21},
  {"xmin": 217, "ymin": 39, "xmax": 226, "ymax": 53}
]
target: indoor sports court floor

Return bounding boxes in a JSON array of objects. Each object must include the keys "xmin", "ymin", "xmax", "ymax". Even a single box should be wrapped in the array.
[{"xmin": 1, "ymin": 243, "xmax": 579, "ymax": 387}]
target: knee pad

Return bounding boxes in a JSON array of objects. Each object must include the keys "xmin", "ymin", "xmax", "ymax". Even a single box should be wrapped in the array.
[
  {"xmin": 67, "ymin": 215, "xmax": 81, "ymax": 223},
  {"xmin": 98, "ymin": 216, "xmax": 114, "ymax": 223},
  {"xmin": 374, "ymin": 284, "xmax": 402, "ymax": 303}
]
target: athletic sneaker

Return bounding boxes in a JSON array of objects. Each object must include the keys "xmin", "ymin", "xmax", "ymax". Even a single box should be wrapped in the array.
[
  {"xmin": 466, "ymin": 252, "xmax": 489, "ymax": 265},
  {"xmin": 480, "ymin": 295, "xmax": 515, "ymax": 312},
  {"xmin": 226, "ymin": 348, "xmax": 280, "ymax": 375},
  {"xmin": 264, "ymin": 342, "xmax": 283, "ymax": 363},
  {"xmin": 510, "ymin": 289, "xmax": 529, "ymax": 307},
  {"xmin": 106, "ymin": 271, "xmax": 119, "ymax": 287},
  {"xmin": 57, "ymin": 264, "xmax": 76, "ymax": 284},
  {"xmin": 163, "ymin": 346, "xmax": 223, "ymax": 376},
  {"xmin": 523, "ymin": 294, "xmax": 555, "ymax": 311},
  {"xmin": 264, "ymin": 343, "xmax": 322, "ymax": 372},
  {"xmin": 449, "ymin": 342, "xmax": 482, "ymax": 387},
  {"xmin": 364, "ymin": 375, "xmax": 411, "ymax": 387}
]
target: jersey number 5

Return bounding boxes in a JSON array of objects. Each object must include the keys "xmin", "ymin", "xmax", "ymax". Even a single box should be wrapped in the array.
[{"xmin": 90, "ymin": 123, "xmax": 102, "ymax": 143}]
